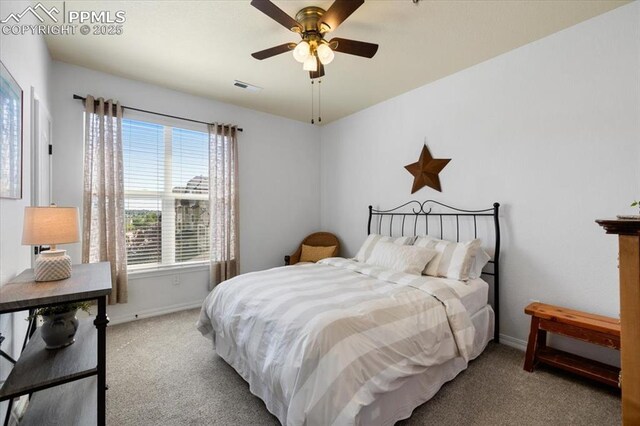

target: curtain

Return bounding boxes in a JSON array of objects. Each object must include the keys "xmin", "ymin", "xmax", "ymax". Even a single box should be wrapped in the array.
[
  {"xmin": 83, "ymin": 96, "xmax": 127, "ymax": 304},
  {"xmin": 208, "ymin": 123, "xmax": 239, "ymax": 289}
]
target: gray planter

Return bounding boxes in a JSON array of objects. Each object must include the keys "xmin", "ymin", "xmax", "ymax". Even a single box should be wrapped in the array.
[{"xmin": 41, "ymin": 309, "xmax": 79, "ymax": 349}]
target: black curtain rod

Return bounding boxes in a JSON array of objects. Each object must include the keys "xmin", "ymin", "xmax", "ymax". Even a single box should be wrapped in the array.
[{"xmin": 72, "ymin": 95, "xmax": 243, "ymax": 132}]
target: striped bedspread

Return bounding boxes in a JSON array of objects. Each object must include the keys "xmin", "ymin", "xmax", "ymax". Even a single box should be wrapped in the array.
[{"xmin": 197, "ymin": 257, "xmax": 475, "ymax": 426}]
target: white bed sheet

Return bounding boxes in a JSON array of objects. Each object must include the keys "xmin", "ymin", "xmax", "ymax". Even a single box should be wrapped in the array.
[
  {"xmin": 296, "ymin": 262, "xmax": 489, "ymax": 317},
  {"xmin": 357, "ymin": 305, "xmax": 495, "ymax": 426},
  {"xmin": 444, "ymin": 277, "xmax": 489, "ymax": 316},
  {"xmin": 200, "ymin": 259, "xmax": 478, "ymax": 426},
  {"xmin": 211, "ymin": 305, "xmax": 494, "ymax": 426}
]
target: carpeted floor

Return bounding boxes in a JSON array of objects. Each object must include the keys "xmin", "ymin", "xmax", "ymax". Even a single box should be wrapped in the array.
[{"xmin": 106, "ymin": 309, "xmax": 620, "ymax": 425}]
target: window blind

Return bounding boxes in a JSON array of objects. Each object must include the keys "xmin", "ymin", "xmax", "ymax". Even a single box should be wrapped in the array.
[{"xmin": 122, "ymin": 118, "xmax": 210, "ymax": 268}]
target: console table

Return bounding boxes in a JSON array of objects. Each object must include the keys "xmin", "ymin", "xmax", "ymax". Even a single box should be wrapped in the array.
[
  {"xmin": 596, "ymin": 219, "xmax": 640, "ymax": 425},
  {"xmin": 0, "ymin": 262, "xmax": 111, "ymax": 426}
]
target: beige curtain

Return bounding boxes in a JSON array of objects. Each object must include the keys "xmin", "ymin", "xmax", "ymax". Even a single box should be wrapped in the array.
[
  {"xmin": 208, "ymin": 123, "xmax": 239, "ymax": 289},
  {"xmin": 83, "ymin": 96, "xmax": 127, "ymax": 304}
]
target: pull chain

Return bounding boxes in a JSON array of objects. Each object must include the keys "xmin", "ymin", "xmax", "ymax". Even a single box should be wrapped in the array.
[
  {"xmin": 311, "ymin": 80, "xmax": 315, "ymax": 124},
  {"xmin": 318, "ymin": 79, "xmax": 322, "ymax": 123}
]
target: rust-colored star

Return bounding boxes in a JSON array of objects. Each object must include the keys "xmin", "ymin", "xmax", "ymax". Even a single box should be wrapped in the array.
[{"xmin": 404, "ymin": 145, "xmax": 451, "ymax": 193}]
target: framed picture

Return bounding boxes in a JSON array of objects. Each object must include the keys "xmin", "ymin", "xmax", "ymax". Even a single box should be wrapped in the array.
[{"xmin": 0, "ymin": 60, "xmax": 23, "ymax": 199}]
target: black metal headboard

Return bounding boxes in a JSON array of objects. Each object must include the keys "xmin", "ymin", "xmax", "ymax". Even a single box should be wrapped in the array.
[{"xmin": 367, "ymin": 200, "xmax": 501, "ymax": 342}]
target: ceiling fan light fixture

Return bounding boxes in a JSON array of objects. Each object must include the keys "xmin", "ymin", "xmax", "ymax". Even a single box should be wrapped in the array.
[
  {"xmin": 250, "ymin": 0, "xmax": 377, "ymax": 79},
  {"xmin": 303, "ymin": 55, "xmax": 318, "ymax": 72},
  {"xmin": 293, "ymin": 41, "xmax": 311, "ymax": 63},
  {"xmin": 317, "ymin": 43, "xmax": 335, "ymax": 65}
]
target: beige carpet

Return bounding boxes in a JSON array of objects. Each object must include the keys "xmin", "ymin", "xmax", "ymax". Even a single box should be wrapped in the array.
[{"xmin": 106, "ymin": 309, "xmax": 620, "ymax": 425}]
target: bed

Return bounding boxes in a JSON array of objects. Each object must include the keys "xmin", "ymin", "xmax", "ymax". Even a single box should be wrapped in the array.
[{"xmin": 197, "ymin": 200, "xmax": 501, "ymax": 426}]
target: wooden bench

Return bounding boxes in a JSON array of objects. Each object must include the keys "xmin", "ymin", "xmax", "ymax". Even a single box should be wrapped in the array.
[{"xmin": 524, "ymin": 302, "xmax": 621, "ymax": 387}]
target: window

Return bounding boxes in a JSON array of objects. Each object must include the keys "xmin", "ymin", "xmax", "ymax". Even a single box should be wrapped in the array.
[{"xmin": 123, "ymin": 118, "xmax": 209, "ymax": 268}]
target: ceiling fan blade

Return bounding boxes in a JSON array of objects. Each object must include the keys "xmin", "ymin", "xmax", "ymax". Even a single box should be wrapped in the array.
[
  {"xmin": 251, "ymin": 43, "xmax": 296, "ymax": 60},
  {"xmin": 309, "ymin": 58, "xmax": 325, "ymax": 79},
  {"xmin": 250, "ymin": 0, "xmax": 302, "ymax": 32},
  {"xmin": 320, "ymin": 0, "xmax": 365, "ymax": 33},
  {"xmin": 330, "ymin": 37, "xmax": 378, "ymax": 58}
]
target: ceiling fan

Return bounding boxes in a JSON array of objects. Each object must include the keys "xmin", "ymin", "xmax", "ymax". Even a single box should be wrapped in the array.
[{"xmin": 250, "ymin": 0, "xmax": 379, "ymax": 79}]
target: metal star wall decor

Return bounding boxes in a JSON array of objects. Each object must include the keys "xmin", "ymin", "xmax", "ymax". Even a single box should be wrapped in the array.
[{"xmin": 404, "ymin": 144, "xmax": 451, "ymax": 193}]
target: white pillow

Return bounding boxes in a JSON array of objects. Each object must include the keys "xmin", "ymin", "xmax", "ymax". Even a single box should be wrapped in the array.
[
  {"xmin": 367, "ymin": 242, "xmax": 438, "ymax": 275},
  {"xmin": 414, "ymin": 236, "xmax": 481, "ymax": 281},
  {"xmin": 469, "ymin": 249, "xmax": 492, "ymax": 279},
  {"xmin": 354, "ymin": 234, "xmax": 415, "ymax": 263}
]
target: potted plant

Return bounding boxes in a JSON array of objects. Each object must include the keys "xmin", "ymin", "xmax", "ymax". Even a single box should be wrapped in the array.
[{"xmin": 27, "ymin": 302, "xmax": 91, "ymax": 349}]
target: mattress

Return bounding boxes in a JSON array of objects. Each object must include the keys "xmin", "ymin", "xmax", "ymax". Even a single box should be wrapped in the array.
[
  {"xmin": 444, "ymin": 277, "xmax": 489, "ymax": 316},
  {"xmin": 210, "ymin": 305, "xmax": 494, "ymax": 426},
  {"xmin": 198, "ymin": 258, "xmax": 480, "ymax": 425}
]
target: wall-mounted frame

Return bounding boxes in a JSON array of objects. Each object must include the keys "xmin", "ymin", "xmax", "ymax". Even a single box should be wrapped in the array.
[{"xmin": 0, "ymin": 60, "xmax": 23, "ymax": 199}]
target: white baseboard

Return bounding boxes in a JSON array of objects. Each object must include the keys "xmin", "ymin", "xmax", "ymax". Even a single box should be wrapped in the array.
[
  {"xmin": 499, "ymin": 333, "xmax": 527, "ymax": 351},
  {"xmin": 108, "ymin": 301, "xmax": 203, "ymax": 325}
]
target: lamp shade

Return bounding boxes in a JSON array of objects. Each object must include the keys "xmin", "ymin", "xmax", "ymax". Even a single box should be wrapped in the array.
[
  {"xmin": 22, "ymin": 206, "xmax": 80, "ymax": 246},
  {"xmin": 317, "ymin": 44, "xmax": 335, "ymax": 65},
  {"xmin": 293, "ymin": 41, "xmax": 310, "ymax": 63},
  {"xmin": 303, "ymin": 55, "xmax": 318, "ymax": 72}
]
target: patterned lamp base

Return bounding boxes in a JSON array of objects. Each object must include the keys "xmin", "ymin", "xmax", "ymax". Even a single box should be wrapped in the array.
[{"xmin": 35, "ymin": 250, "xmax": 72, "ymax": 281}]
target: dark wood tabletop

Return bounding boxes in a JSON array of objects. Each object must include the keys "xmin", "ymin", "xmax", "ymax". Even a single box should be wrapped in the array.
[
  {"xmin": 596, "ymin": 218, "xmax": 640, "ymax": 236},
  {"xmin": 0, "ymin": 262, "xmax": 112, "ymax": 313}
]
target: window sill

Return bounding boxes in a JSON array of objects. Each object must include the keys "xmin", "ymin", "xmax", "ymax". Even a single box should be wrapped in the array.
[{"xmin": 127, "ymin": 262, "xmax": 209, "ymax": 279}]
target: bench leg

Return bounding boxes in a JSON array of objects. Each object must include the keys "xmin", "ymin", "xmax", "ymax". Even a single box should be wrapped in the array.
[
  {"xmin": 537, "ymin": 327, "xmax": 547, "ymax": 351},
  {"xmin": 524, "ymin": 317, "xmax": 545, "ymax": 372}
]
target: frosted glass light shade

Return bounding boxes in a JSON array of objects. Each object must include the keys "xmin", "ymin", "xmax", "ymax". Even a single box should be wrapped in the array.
[
  {"xmin": 22, "ymin": 206, "xmax": 80, "ymax": 246},
  {"xmin": 317, "ymin": 44, "xmax": 335, "ymax": 65},
  {"xmin": 303, "ymin": 55, "xmax": 318, "ymax": 72},
  {"xmin": 293, "ymin": 41, "xmax": 310, "ymax": 63}
]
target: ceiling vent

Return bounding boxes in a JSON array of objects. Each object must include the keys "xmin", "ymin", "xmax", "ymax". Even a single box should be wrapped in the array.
[{"xmin": 233, "ymin": 80, "xmax": 262, "ymax": 93}]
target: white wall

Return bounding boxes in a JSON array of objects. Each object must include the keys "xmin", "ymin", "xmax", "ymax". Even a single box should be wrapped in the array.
[
  {"xmin": 50, "ymin": 62, "xmax": 321, "ymax": 322},
  {"xmin": 0, "ymin": 0, "xmax": 53, "ymax": 416},
  {"xmin": 320, "ymin": 2, "xmax": 640, "ymax": 362}
]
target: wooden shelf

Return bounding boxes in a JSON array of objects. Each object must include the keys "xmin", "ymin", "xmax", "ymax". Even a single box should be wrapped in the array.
[
  {"xmin": 0, "ymin": 262, "xmax": 112, "ymax": 314},
  {"xmin": 20, "ymin": 376, "xmax": 97, "ymax": 426},
  {"xmin": 0, "ymin": 263, "xmax": 110, "ymax": 426},
  {"xmin": 0, "ymin": 319, "xmax": 97, "ymax": 401},
  {"xmin": 596, "ymin": 218, "xmax": 640, "ymax": 236},
  {"xmin": 537, "ymin": 347, "xmax": 620, "ymax": 387}
]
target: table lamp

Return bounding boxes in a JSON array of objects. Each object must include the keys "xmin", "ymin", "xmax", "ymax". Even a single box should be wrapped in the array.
[{"xmin": 22, "ymin": 206, "xmax": 80, "ymax": 281}]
